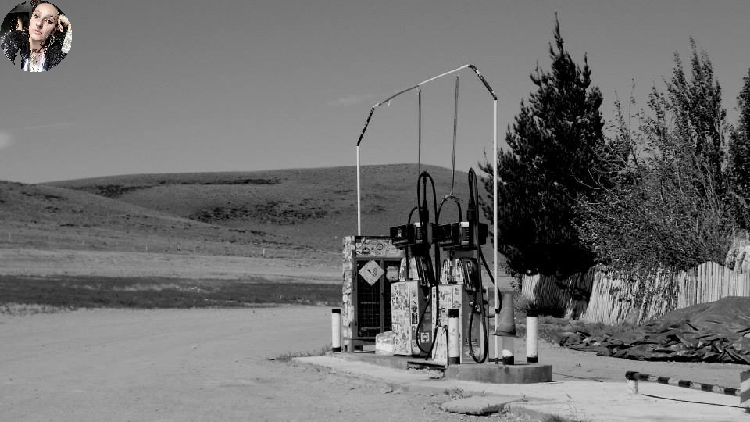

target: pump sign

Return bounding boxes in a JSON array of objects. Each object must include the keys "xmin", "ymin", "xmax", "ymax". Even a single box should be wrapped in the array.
[{"xmin": 359, "ymin": 260, "xmax": 384, "ymax": 285}]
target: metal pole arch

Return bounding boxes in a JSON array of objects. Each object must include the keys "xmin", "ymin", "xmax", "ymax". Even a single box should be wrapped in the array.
[{"xmin": 355, "ymin": 63, "xmax": 497, "ymax": 237}]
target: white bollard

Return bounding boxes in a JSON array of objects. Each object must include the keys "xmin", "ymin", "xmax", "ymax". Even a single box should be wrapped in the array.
[
  {"xmin": 526, "ymin": 309, "xmax": 538, "ymax": 364},
  {"xmin": 626, "ymin": 371, "xmax": 639, "ymax": 395},
  {"xmin": 448, "ymin": 309, "xmax": 460, "ymax": 365},
  {"xmin": 331, "ymin": 309, "xmax": 342, "ymax": 352},
  {"xmin": 627, "ymin": 379, "xmax": 639, "ymax": 395},
  {"xmin": 741, "ymin": 370, "xmax": 750, "ymax": 412}
]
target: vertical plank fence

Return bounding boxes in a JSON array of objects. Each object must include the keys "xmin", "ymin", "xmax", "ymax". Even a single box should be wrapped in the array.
[
  {"xmin": 677, "ymin": 262, "xmax": 750, "ymax": 308},
  {"xmin": 523, "ymin": 262, "xmax": 750, "ymax": 326}
]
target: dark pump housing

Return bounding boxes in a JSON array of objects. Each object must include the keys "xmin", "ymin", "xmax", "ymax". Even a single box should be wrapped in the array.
[
  {"xmin": 435, "ymin": 221, "xmax": 488, "ymax": 249},
  {"xmin": 390, "ymin": 222, "xmax": 432, "ymax": 248}
]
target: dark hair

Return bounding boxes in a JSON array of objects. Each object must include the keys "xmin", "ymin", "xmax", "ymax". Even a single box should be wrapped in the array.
[{"xmin": 33, "ymin": 1, "xmax": 64, "ymax": 17}]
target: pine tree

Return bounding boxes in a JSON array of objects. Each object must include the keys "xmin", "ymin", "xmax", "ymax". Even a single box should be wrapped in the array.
[{"xmin": 480, "ymin": 16, "xmax": 605, "ymax": 277}]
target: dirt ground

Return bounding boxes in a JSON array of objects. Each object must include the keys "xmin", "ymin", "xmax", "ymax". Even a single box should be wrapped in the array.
[
  {"xmin": 1, "ymin": 248, "xmax": 747, "ymax": 421},
  {"xmin": 0, "ymin": 306, "xmax": 500, "ymax": 422},
  {"xmin": 1, "ymin": 305, "xmax": 747, "ymax": 422}
]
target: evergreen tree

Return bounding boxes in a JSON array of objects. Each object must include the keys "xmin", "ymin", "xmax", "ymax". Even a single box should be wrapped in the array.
[{"xmin": 480, "ymin": 16, "xmax": 605, "ymax": 277}]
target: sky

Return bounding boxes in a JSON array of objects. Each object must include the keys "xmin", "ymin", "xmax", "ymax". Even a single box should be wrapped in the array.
[{"xmin": 0, "ymin": 0, "xmax": 749, "ymax": 184}]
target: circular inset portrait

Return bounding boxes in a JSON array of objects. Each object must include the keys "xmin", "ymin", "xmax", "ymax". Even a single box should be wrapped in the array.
[{"xmin": 1, "ymin": 1, "xmax": 71, "ymax": 72}]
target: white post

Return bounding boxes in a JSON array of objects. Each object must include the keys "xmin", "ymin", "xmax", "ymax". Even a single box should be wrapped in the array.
[
  {"xmin": 626, "ymin": 371, "xmax": 639, "ymax": 395},
  {"xmin": 493, "ymin": 98, "xmax": 500, "ymax": 364},
  {"xmin": 331, "ymin": 309, "xmax": 342, "ymax": 353},
  {"xmin": 741, "ymin": 370, "xmax": 750, "ymax": 412},
  {"xmin": 356, "ymin": 145, "xmax": 361, "ymax": 236},
  {"xmin": 527, "ymin": 309, "xmax": 538, "ymax": 363},
  {"xmin": 627, "ymin": 379, "xmax": 639, "ymax": 395}
]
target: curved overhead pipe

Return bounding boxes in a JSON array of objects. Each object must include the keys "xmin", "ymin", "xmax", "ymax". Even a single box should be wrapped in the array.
[{"xmin": 356, "ymin": 64, "xmax": 497, "ymax": 232}]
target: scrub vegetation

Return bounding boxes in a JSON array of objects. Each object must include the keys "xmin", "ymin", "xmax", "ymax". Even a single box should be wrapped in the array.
[{"xmin": 0, "ymin": 275, "xmax": 341, "ymax": 311}]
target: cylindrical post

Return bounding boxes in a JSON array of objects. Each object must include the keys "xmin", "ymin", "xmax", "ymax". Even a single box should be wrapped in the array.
[
  {"xmin": 331, "ymin": 309, "xmax": 342, "ymax": 353},
  {"xmin": 494, "ymin": 306, "xmax": 500, "ymax": 364},
  {"xmin": 626, "ymin": 371, "xmax": 639, "ymax": 395},
  {"xmin": 627, "ymin": 379, "xmax": 639, "ymax": 395},
  {"xmin": 741, "ymin": 370, "xmax": 750, "ymax": 412},
  {"xmin": 493, "ymin": 99, "xmax": 499, "ymax": 365},
  {"xmin": 526, "ymin": 308, "xmax": 538, "ymax": 363},
  {"xmin": 447, "ymin": 308, "xmax": 460, "ymax": 365}
]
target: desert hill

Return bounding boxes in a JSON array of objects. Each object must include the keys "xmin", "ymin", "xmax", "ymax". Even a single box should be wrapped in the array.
[{"xmin": 2, "ymin": 164, "xmax": 494, "ymax": 269}]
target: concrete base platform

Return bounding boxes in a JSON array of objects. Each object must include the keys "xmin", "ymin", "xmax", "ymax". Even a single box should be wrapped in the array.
[
  {"xmin": 338, "ymin": 351, "xmax": 551, "ymax": 384},
  {"xmin": 445, "ymin": 363, "xmax": 552, "ymax": 384},
  {"xmin": 298, "ymin": 355, "xmax": 750, "ymax": 421},
  {"xmin": 340, "ymin": 352, "xmax": 413, "ymax": 371}
]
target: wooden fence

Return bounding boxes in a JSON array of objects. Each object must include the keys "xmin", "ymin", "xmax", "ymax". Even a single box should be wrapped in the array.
[
  {"xmin": 521, "ymin": 262, "xmax": 750, "ymax": 325},
  {"xmin": 580, "ymin": 268, "xmax": 677, "ymax": 325},
  {"xmin": 676, "ymin": 262, "xmax": 750, "ymax": 308}
]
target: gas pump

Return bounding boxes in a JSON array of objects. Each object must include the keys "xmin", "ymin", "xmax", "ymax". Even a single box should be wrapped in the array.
[
  {"xmin": 431, "ymin": 169, "xmax": 490, "ymax": 363},
  {"xmin": 389, "ymin": 172, "xmax": 440, "ymax": 357}
]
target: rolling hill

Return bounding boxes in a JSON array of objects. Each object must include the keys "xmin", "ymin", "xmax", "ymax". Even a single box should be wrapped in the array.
[{"xmin": 1, "ymin": 164, "xmax": 500, "ymax": 270}]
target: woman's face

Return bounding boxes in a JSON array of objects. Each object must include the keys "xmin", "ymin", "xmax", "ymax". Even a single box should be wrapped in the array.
[{"xmin": 29, "ymin": 4, "xmax": 59, "ymax": 44}]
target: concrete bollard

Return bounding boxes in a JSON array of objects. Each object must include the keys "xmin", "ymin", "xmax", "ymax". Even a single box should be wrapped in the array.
[
  {"xmin": 526, "ymin": 309, "xmax": 538, "ymax": 364},
  {"xmin": 625, "ymin": 371, "xmax": 639, "ymax": 395},
  {"xmin": 627, "ymin": 379, "xmax": 638, "ymax": 395},
  {"xmin": 742, "ymin": 370, "xmax": 750, "ymax": 412},
  {"xmin": 447, "ymin": 309, "xmax": 460, "ymax": 365},
  {"xmin": 331, "ymin": 309, "xmax": 342, "ymax": 353}
]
